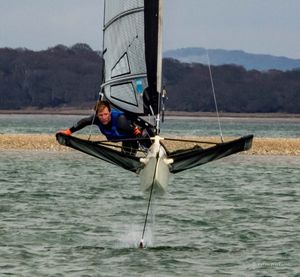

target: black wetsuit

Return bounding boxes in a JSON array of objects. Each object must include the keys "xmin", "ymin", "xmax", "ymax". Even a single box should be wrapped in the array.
[
  {"xmin": 70, "ymin": 113, "xmax": 134, "ymax": 139},
  {"xmin": 69, "ymin": 111, "xmax": 152, "ymax": 155}
]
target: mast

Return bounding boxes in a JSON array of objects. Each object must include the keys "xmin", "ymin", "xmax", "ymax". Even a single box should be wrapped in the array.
[
  {"xmin": 155, "ymin": 0, "xmax": 163, "ymax": 134},
  {"xmin": 100, "ymin": 0, "xmax": 106, "ymax": 98}
]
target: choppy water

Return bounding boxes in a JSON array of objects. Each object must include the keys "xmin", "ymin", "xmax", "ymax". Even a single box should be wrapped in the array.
[{"xmin": 1, "ymin": 150, "xmax": 299, "ymax": 276}]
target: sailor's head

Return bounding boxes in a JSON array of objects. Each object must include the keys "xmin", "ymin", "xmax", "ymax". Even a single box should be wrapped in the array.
[{"xmin": 95, "ymin": 100, "xmax": 111, "ymax": 125}]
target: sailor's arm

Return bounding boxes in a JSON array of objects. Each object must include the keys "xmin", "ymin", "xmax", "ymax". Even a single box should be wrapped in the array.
[
  {"xmin": 117, "ymin": 115, "xmax": 141, "ymax": 136},
  {"xmin": 57, "ymin": 115, "xmax": 94, "ymax": 135}
]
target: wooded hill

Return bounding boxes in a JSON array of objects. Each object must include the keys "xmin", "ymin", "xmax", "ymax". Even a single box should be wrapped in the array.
[
  {"xmin": 0, "ymin": 44, "xmax": 102, "ymax": 109},
  {"xmin": 1, "ymin": 44, "xmax": 300, "ymax": 113}
]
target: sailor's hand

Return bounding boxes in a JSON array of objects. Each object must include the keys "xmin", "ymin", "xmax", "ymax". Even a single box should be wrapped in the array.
[
  {"xmin": 56, "ymin": 129, "xmax": 72, "ymax": 136},
  {"xmin": 133, "ymin": 126, "xmax": 142, "ymax": 137}
]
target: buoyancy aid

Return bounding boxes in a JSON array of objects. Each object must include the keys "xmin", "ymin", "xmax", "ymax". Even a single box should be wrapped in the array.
[{"xmin": 97, "ymin": 109, "xmax": 129, "ymax": 140}]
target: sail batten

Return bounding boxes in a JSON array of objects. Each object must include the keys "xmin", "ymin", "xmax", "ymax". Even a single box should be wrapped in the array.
[
  {"xmin": 104, "ymin": 7, "xmax": 144, "ymax": 31},
  {"xmin": 101, "ymin": 73, "xmax": 147, "ymax": 88}
]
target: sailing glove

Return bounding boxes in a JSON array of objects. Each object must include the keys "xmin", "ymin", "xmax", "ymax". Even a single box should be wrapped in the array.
[
  {"xmin": 59, "ymin": 129, "xmax": 72, "ymax": 136},
  {"xmin": 133, "ymin": 126, "xmax": 142, "ymax": 137}
]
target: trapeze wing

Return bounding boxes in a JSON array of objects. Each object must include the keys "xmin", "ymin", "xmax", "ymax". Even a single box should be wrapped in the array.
[
  {"xmin": 56, "ymin": 133, "xmax": 143, "ymax": 173},
  {"xmin": 168, "ymin": 135, "xmax": 253, "ymax": 174}
]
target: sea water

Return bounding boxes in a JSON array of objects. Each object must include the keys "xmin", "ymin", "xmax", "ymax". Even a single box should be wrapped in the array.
[
  {"xmin": 1, "ymin": 114, "xmax": 300, "ymax": 137},
  {"xmin": 0, "ymin": 115, "xmax": 300, "ymax": 276}
]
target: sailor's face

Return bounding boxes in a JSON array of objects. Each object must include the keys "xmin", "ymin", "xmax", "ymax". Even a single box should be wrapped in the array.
[{"xmin": 97, "ymin": 107, "xmax": 111, "ymax": 125}]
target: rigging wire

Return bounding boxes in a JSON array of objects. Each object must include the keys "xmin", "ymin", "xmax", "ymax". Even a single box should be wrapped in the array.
[
  {"xmin": 206, "ymin": 50, "xmax": 224, "ymax": 143},
  {"xmin": 88, "ymin": 0, "xmax": 107, "ymax": 141},
  {"xmin": 163, "ymin": 137, "xmax": 221, "ymax": 145},
  {"xmin": 95, "ymin": 141, "xmax": 149, "ymax": 155},
  {"xmin": 87, "ymin": 93, "xmax": 102, "ymax": 141}
]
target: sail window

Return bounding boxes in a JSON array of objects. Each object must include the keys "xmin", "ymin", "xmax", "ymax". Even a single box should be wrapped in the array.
[
  {"xmin": 110, "ymin": 82, "xmax": 138, "ymax": 106},
  {"xmin": 111, "ymin": 53, "xmax": 131, "ymax": 77}
]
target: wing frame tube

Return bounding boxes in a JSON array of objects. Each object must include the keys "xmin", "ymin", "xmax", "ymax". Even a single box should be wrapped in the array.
[{"xmin": 168, "ymin": 135, "xmax": 253, "ymax": 174}]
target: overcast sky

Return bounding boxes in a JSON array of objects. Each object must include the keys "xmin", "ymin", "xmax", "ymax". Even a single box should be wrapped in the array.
[{"xmin": 0, "ymin": 0, "xmax": 299, "ymax": 58}]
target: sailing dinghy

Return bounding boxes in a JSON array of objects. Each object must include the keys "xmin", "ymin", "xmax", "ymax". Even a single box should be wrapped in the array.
[{"xmin": 56, "ymin": 0, "xmax": 253, "ymax": 192}]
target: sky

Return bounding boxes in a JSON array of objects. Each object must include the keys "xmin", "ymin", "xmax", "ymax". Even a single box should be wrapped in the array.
[{"xmin": 0, "ymin": 0, "xmax": 299, "ymax": 59}]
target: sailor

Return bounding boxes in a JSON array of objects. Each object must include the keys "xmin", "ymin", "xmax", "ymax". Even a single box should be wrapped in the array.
[{"xmin": 58, "ymin": 100, "xmax": 153, "ymax": 155}]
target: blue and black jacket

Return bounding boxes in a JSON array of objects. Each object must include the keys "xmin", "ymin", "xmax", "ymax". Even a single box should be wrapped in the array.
[{"xmin": 70, "ymin": 109, "xmax": 135, "ymax": 141}]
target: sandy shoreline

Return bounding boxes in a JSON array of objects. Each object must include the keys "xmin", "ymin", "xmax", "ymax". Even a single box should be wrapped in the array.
[{"xmin": 1, "ymin": 134, "xmax": 299, "ymax": 156}]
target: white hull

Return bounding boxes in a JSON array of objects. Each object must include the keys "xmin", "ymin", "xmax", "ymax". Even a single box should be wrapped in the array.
[{"xmin": 139, "ymin": 136, "xmax": 173, "ymax": 193}]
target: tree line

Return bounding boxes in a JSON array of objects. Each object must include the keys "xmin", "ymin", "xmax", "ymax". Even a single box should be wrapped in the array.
[
  {"xmin": 0, "ymin": 44, "xmax": 102, "ymax": 109},
  {"xmin": 0, "ymin": 44, "xmax": 299, "ymax": 113}
]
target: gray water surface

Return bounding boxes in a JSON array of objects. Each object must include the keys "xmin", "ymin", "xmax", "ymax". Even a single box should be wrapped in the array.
[
  {"xmin": 1, "ymin": 151, "xmax": 299, "ymax": 276},
  {"xmin": 1, "ymin": 114, "xmax": 300, "ymax": 137}
]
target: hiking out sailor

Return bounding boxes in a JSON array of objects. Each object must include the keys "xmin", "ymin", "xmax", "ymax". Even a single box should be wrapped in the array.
[{"xmin": 57, "ymin": 101, "xmax": 153, "ymax": 155}]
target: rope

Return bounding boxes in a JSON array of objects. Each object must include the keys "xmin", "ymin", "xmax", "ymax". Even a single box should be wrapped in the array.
[
  {"xmin": 94, "ymin": 137, "xmax": 154, "ymax": 144},
  {"xmin": 95, "ymin": 141, "xmax": 148, "ymax": 155},
  {"xmin": 163, "ymin": 137, "xmax": 221, "ymax": 145},
  {"xmin": 88, "ymin": 93, "xmax": 102, "ymax": 141},
  {"xmin": 90, "ymin": 0, "xmax": 105, "ymax": 141},
  {"xmin": 206, "ymin": 51, "xmax": 224, "ymax": 143}
]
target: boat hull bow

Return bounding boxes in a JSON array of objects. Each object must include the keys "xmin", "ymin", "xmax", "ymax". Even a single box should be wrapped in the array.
[{"xmin": 139, "ymin": 136, "xmax": 172, "ymax": 193}]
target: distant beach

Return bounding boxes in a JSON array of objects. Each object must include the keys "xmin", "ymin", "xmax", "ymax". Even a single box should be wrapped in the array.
[
  {"xmin": 1, "ymin": 110, "xmax": 299, "ymax": 155},
  {"xmin": 1, "ymin": 134, "xmax": 299, "ymax": 156}
]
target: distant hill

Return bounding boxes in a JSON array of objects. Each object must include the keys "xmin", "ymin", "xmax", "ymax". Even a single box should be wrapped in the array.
[{"xmin": 164, "ymin": 47, "xmax": 300, "ymax": 71}]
